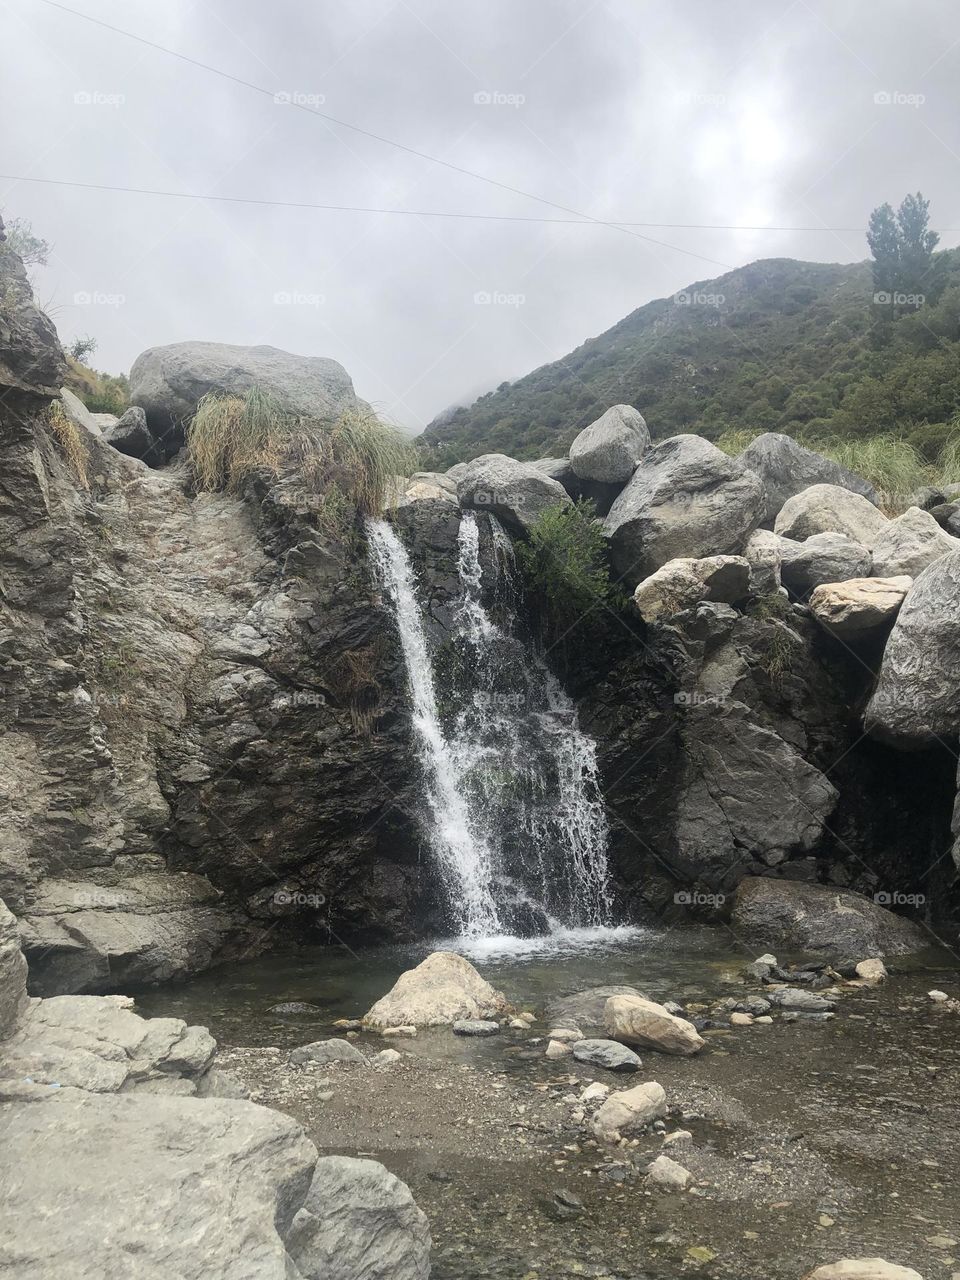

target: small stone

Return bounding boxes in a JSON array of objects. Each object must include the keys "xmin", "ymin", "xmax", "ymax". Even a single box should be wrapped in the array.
[
  {"xmin": 647, "ymin": 1154, "xmax": 692, "ymax": 1190},
  {"xmin": 332, "ymin": 1017, "xmax": 363, "ymax": 1029},
  {"xmin": 269, "ymin": 1002, "xmax": 321, "ymax": 1015},
  {"xmin": 452, "ymin": 1019, "xmax": 499, "ymax": 1036},
  {"xmin": 662, "ymin": 1129, "xmax": 693, "ymax": 1148},
  {"xmin": 545, "ymin": 1039, "xmax": 572, "ymax": 1059},
  {"xmin": 381, "ymin": 1025, "xmax": 417, "ymax": 1037},
  {"xmin": 686, "ymin": 1246, "xmax": 717, "ymax": 1263},
  {"xmin": 571, "ymin": 1038, "xmax": 642, "ymax": 1073},
  {"xmin": 854, "ymin": 959, "xmax": 888, "ymax": 986},
  {"xmin": 768, "ymin": 988, "xmax": 836, "ymax": 1012},
  {"xmin": 370, "ymin": 1048, "xmax": 401, "ymax": 1068},
  {"xmin": 754, "ymin": 1015, "xmax": 774, "ymax": 1024},
  {"xmin": 820, "ymin": 1214, "xmax": 836, "ymax": 1227},
  {"xmin": 929, "ymin": 990, "xmax": 949, "ymax": 1003},
  {"xmin": 287, "ymin": 1038, "xmax": 367, "ymax": 1067},
  {"xmin": 730, "ymin": 1012, "xmax": 754, "ymax": 1026},
  {"xmin": 546, "ymin": 1026, "xmax": 583, "ymax": 1043},
  {"xmin": 508, "ymin": 1018, "xmax": 528, "ymax": 1030},
  {"xmin": 316, "ymin": 1090, "xmax": 334, "ymax": 1102},
  {"xmin": 579, "ymin": 1082, "xmax": 610, "ymax": 1104}
]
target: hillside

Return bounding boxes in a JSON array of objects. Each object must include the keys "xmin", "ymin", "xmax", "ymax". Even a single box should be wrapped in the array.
[{"xmin": 422, "ymin": 253, "xmax": 960, "ymax": 465}]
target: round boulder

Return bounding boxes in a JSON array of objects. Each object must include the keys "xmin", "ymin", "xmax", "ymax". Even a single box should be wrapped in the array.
[{"xmin": 569, "ymin": 404, "xmax": 650, "ymax": 484}]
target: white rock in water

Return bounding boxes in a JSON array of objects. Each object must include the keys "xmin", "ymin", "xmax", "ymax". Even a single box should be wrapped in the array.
[
  {"xmin": 364, "ymin": 952, "xmax": 507, "ymax": 1028},
  {"xmin": 593, "ymin": 1080, "xmax": 667, "ymax": 1141},
  {"xmin": 929, "ymin": 990, "xmax": 949, "ymax": 1003},
  {"xmin": 646, "ymin": 1154, "xmax": 693, "ymax": 1190},
  {"xmin": 854, "ymin": 959, "xmax": 888, "ymax": 985},
  {"xmin": 545, "ymin": 1039, "xmax": 572, "ymax": 1059},
  {"xmin": 802, "ymin": 1260, "xmax": 924, "ymax": 1280},
  {"xmin": 381, "ymin": 1025, "xmax": 417, "ymax": 1038},
  {"xmin": 546, "ymin": 1026, "xmax": 583, "ymax": 1043},
  {"xmin": 604, "ymin": 994, "xmax": 705, "ymax": 1056}
]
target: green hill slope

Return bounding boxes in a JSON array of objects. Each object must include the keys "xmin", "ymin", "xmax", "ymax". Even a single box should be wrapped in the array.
[{"xmin": 422, "ymin": 253, "xmax": 960, "ymax": 466}]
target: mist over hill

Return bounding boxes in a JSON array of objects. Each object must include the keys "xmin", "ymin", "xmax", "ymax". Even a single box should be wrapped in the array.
[{"xmin": 422, "ymin": 252, "xmax": 960, "ymax": 466}]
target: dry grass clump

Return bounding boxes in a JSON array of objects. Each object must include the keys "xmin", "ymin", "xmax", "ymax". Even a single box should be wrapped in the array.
[
  {"xmin": 187, "ymin": 386, "xmax": 414, "ymax": 518},
  {"xmin": 808, "ymin": 434, "xmax": 929, "ymax": 514},
  {"xmin": 46, "ymin": 399, "xmax": 89, "ymax": 487}
]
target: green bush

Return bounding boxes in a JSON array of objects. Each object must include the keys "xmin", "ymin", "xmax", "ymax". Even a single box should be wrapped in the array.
[{"xmin": 516, "ymin": 499, "xmax": 622, "ymax": 648}]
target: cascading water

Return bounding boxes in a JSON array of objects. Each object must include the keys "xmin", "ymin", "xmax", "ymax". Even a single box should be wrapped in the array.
[{"xmin": 367, "ymin": 511, "xmax": 614, "ymax": 940}]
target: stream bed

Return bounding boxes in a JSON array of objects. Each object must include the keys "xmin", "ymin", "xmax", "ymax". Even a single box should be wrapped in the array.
[{"xmin": 139, "ymin": 928, "xmax": 960, "ymax": 1280}]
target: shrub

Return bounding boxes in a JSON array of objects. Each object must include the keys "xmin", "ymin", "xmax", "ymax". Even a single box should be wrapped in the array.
[
  {"xmin": 516, "ymin": 499, "xmax": 622, "ymax": 647},
  {"xmin": 187, "ymin": 386, "xmax": 415, "ymax": 518}
]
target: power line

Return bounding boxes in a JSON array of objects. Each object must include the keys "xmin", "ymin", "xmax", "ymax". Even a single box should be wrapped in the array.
[
  {"xmin": 0, "ymin": 172, "xmax": 876, "ymax": 232},
  {"xmin": 32, "ymin": 0, "xmax": 734, "ymax": 271}
]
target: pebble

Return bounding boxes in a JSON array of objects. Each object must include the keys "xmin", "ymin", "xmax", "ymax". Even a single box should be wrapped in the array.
[
  {"xmin": 452, "ymin": 1020, "xmax": 499, "ymax": 1036},
  {"xmin": 332, "ymin": 1017, "xmax": 363, "ymax": 1030},
  {"xmin": 370, "ymin": 1048, "xmax": 401, "ymax": 1068},
  {"xmin": 579, "ymin": 1082, "xmax": 610, "ymax": 1103},
  {"xmin": 662, "ymin": 1129, "xmax": 693, "ymax": 1147},
  {"xmin": 545, "ymin": 1039, "xmax": 572, "ymax": 1059},
  {"xmin": 268, "ymin": 1002, "xmax": 321, "ymax": 1015},
  {"xmin": 546, "ymin": 1026, "xmax": 583, "ymax": 1043},
  {"xmin": 730, "ymin": 1012, "xmax": 754, "ymax": 1026},
  {"xmin": 929, "ymin": 990, "xmax": 949, "ymax": 1003},
  {"xmin": 381, "ymin": 1025, "xmax": 417, "ymax": 1037}
]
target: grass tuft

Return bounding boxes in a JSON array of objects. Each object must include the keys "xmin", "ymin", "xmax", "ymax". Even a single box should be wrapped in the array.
[
  {"xmin": 187, "ymin": 387, "xmax": 415, "ymax": 518},
  {"xmin": 803, "ymin": 434, "xmax": 930, "ymax": 514},
  {"xmin": 47, "ymin": 400, "xmax": 89, "ymax": 487}
]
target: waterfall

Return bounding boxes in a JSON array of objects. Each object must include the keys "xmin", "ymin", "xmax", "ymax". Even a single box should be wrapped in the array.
[{"xmin": 367, "ymin": 511, "xmax": 614, "ymax": 939}]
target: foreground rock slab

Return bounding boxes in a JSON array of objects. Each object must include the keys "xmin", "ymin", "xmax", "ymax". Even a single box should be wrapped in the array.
[
  {"xmin": 809, "ymin": 576, "xmax": 912, "ymax": 638},
  {"xmin": 287, "ymin": 1154, "xmax": 431, "ymax": 1280},
  {"xmin": 0, "ymin": 1089, "xmax": 318, "ymax": 1279},
  {"xmin": 865, "ymin": 549, "xmax": 960, "ymax": 746},
  {"xmin": 604, "ymin": 994, "xmax": 705, "ymax": 1056},
  {"xmin": 364, "ymin": 951, "xmax": 508, "ymax": 1028},
  {"xmin": 731, "ymin": 878, "xmax": 927, "ymax": 956}
]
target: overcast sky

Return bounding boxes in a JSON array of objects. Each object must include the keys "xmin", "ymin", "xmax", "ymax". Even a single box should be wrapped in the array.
[{"xmin": 3, "ymin": 0, "xmax": 959, "ymax": 433}]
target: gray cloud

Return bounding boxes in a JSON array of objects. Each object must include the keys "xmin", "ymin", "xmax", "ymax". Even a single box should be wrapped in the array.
[{"xmin": 2, "ymin": 0, "xmax": 959, "ymax": 434}]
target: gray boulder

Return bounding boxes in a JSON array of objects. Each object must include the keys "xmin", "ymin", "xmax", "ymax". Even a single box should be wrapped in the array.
[
  {"xmin": 0, "ymin": 1090, "xmax": 318, "ymax": 1279},
  {"xmin": 809, "ymin": 577, "xmax": 912, "ymax": 638},
  {"xmin": 288, "ymin": 1038, "xmax": 367, "ymax": 1067},
  {"xmin": 738, "ymin": 433, "xmax": 877, "ymax": 525},
  {"xmin": 742, "ymin": 528, "xmax": 792, "ymax": 593},
  {"xmin": 59, "ymin": 386, "xmax": 104, "ymax": 436},
  {"xmin": 570, "ymin": 1038, "xmax": 643, "ymax": 1072},
  {"xmin": 102, "ymin": 405, "xmax": 161, "ymax": 464},
  {"xmin": 0, "ymin": 897, "xmax": 27, "ymax": 1039},
  {"xmin": 288, "ymin": 1155, "xmax": 431, "ymax": 1280},
  {"xmin": 865, "ymin": 550, "xmax": 960, "ymax": 745},
  {"xmin": 531, "ymin": 456, "xmax": 582, "ymax": 498},
  {"xmin": 731, "ymin": 877, "xmax": 927, "ymax": 955},
  {"xmin": 569, "ymin": 404, "xmax": 650, "ymax": 484},
  {"xmin": 456, "ymin": 453, "xmax": 571, "ymax": 534},
  {"xmin": 869, "ymin": 506, "xmax": 960, "ymax": 578},
  {"xmin": 0, "ymin": 215, "xmax": 66, "ymax": 399},
  {"xmin": 774, "ymin": 484, "xmax": 888, "ymax": 547},
  {"xmin": 779, "ymin": 532, "xmax": 872, "ymax": 596},
  {"xmin": 128, "ymin": 341, "xmax": 360, "ymax": 453},
  {"xmin": 603, "ymin": 435, "xmax": 764, "ymax": 587}
]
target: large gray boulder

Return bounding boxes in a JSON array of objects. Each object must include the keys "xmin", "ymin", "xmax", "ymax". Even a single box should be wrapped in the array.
[
  {"xmin": 569, "ymin": 404, "xmax": 650, "ymax": 484},
  {"xmin": 731, "ymin": 877, "xmax": 927, "ymax": 955},
  {"xmin": 603, "ymin": 435, "xmax": 764, "ymax": 587},
  {"xmin": 774, "ymin": 484, "xmax": 888, "ymax": 546},
  {"xmin": 287, "ymin": 1155, "xmax": 431, "ymax": 1280},
  {"xmin": 128, "ymin": 341, "xmax": 360, "ymax": 451},
  {"xmin": 738, "ymin": 433, "xmax": 877, "ymax": 525},
  {"xmin": 779, "ymin": 532, "xmax": 872, "ymax": 596},
  {"xmin": 0, "ymin": 1090, "xmax": 318, "ymax": 1279},
  {"xmin": 0, "ymin": 898, "xmax": 27, "ymax": 1039},
  {"xmin": 809, "ymin": 577, "xmax": 912, "ymax": 639},
  {"xmin": 456, "ymin": 453, "xmax": 571, "ymax": 534},
  {"xmin": 870, "ymin": 506, "xmax": 960, "ymax": 578},
  {"xmin": 865, "ymin": 550, "xmax": 960, "ymax": 745}
]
